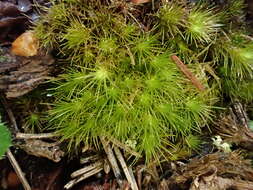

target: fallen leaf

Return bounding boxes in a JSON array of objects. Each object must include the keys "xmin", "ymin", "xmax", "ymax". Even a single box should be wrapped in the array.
[{"xmin": 11, "ymin": 31, "xmax": 39, "ymax": 57}]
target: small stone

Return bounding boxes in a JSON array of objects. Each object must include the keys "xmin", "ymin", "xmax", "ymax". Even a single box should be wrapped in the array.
[{"xmin": 11, "ymin": 31, "xmax": 39, "ymax": 57}]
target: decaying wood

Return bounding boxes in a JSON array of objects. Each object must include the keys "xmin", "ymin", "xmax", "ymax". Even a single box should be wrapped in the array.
[
  {"xmin": 171, "ymin": 55, "xmax": 205, "ymax": 92},
  {"xmin": 190, "ymin": 165, "xmax": 253, "ymax": 190},
  {"xmin": 0, "ymin": 48, "xmax": 54, "ymax": 98},
  {"xmin": 165, "ymin": 151, "xmax": 253, "ymax": 189}
]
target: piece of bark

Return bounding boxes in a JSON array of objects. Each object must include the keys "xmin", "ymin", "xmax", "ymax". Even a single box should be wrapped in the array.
[
  {"xmin": 16, "ymin": 139, "xmax": 64, "ymax": 162},
  {"xmin": 166, "ymin": 151, "xmax": 253, "ymax": 189},
  {"xmin": 0, "ymin": 48, "xmax": 54, "ymax": 98}
]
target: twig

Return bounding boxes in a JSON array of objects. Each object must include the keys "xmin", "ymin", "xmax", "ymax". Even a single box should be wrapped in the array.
[
  {"xmin": 71, "ymin": 161, "xmax": 103, "ymax": 178},
  {"xmin": 114, "ymin": 147, "xmax": 139, "ymax": 190},
  {"xmin": 6, "ymin": 149, "xmax": 31, "ymax": 190},
  {"xmin": 100, "ymin": 137, "xmax": 123, "ymax": 185},
  {"xmin": 108, "ymin": 136, "xmax": 141, "ymax": 158},
  {"xmin": 64, "ymin": 167, "xmax": 103, "ymax": 189},
  {"xmin": 80, "ymin": 155, "xmax": 100, "ymax": 164},
  {"xmin": 171, "ymin": 55, "xmax": 205, "ymax": 92},
  {"xmin": 16, "ymin": 132, "xmax": 58, "ymax": 139}
]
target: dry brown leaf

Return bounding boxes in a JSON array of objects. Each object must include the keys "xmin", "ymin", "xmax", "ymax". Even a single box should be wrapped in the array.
[{"xmin": 11, "ymin": 31, "xmax": 39, "ymax": 57}]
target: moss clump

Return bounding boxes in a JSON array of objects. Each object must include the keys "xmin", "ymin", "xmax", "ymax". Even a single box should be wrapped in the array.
[{"xmin": 33, "ymin": 0, "xmax": 252, "ymax": 161}]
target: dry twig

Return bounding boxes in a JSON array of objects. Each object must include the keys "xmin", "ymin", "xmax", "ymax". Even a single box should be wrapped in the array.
[
  {"xmin": 171, "ymin": 55, "xmax": 205, "ymax": 92},
  {"xmin": 16, "ymin": 132, "xmax": 58, "ymax": 139},
  {"xmin": 100, "ymin": 137, "xmax": 123, "ymax": 185},
  {"xmin": 6, "ymin": 149, "xmax": 31, "ymax": 190},
  {"xmin": 114, "ymin": 147, "xmax": 139, "ymax": 190}
]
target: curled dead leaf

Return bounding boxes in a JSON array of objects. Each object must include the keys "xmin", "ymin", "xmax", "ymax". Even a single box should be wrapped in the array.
[{"xmin": 11, "ymin": 31, "xmax": 39, "ymax": 57}]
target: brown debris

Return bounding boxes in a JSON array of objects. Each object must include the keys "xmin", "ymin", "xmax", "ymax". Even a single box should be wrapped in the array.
[
  {"xmin": 164, "ymin": 151, "xmax": 253, "ymax": 190},
  {"xmin": 0, "ymin": 48, "xmax": 54, "ymax": 98},
  {"xmin": 214, "ymin": 102, "xmax": 253, "ymax": 150},
  {"xmin": 190, "ymin": 165, "xmax": 253, "ymax": 190}
]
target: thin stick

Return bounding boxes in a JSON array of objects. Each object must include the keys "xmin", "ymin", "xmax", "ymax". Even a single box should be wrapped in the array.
[
  {"xmin": 80, "ymin": 155, "xmax": 99, "ymax": 164},
  {"xmin": 114, "ymin": 147, "xmax": 139, "ymax": 190},
  {"xmin": 16, "ymin": 132, "xmax": 58, "ymax": 139},
  {"xmin": 108, "ymin": 136, "xmax": 141, "ymax": 158},
  {"xmin": 6, "ymin": 149, "xmax": 31, "ymax": 190},
  {"xmin": 64, "ymin": 167, "xmax": 103, "ymax": 189},
  {"xmin": 171, "ymin": 55, "xmax": 205, "ymax": 92},
  {"xmin": 71, "ymin": 161, "xmax": 103, "ymax": 178},
  {"xmin": 100, "ymin": 137, "xmax": 123, "ymax": 185}
]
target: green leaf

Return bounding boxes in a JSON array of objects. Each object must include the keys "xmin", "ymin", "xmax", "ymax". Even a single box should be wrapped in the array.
[{"xmin": 0, "ymin": 122, "xmax": 11, "ymax": 159}]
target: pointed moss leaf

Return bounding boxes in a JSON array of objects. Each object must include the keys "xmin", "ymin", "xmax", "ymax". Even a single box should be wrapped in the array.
[
  {"xmin": 0, "ymin": 123, "xmax": 11, "ymax": 159},
  {"xmin": 146, "ymin": 77, "xmax": 162, "ymax": 91}
]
